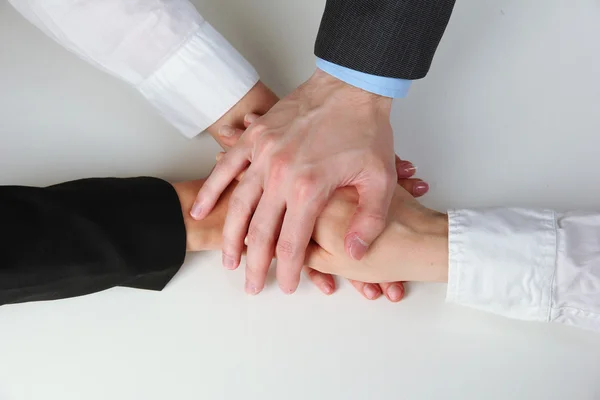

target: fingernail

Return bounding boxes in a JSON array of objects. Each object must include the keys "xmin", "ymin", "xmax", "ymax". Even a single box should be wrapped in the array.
[
  {"xmin": 218, "ymin": 126, "xmax": 235, "ymax": 137},
  {"xmin": 190, "ymin": 202, "xmax": 203, "ymax": 219},
  {"xmin": 279, "ymin": 284, "xmax": 296, "ymax": 295},
  {"xmin": 244, "ymin": 113, "xmax": 259, "ymax": 124},
  {"xmin": 387, "ymin": 284, "xmax": 404, "ymax": 302},
  {"xmin": 321, "ymin": 282, "xmax": 334, "ymax": 295},
  {"xmin": 245, "ymin": 279, "xmax": 259, "ymax": 295},
  {"xmin": 399, "ymin": 161, "xmax": 417, "ymax": 175},
  {"xmin": 222, "ymin": 253, "xmax": 237, "ymax": 270},
  {"xmin": 347, "ymin": 234, "xmax": 368, "ymax": 261},
  {"xmin": 364, "ymin": 284, "xmax": 380, "ymax": 300},
  {"xmin": 413, "ymin": 182, "xmax": 429, "ymax": 196}
]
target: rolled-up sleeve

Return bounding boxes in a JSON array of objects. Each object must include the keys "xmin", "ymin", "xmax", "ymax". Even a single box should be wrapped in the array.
[
  {"xmin": 447, "ymin": 208, "xmax": 600, "ymax": 332},
  {"xmin": 9, "ymin": 0, "xmax": 259, "ymax": 137}
]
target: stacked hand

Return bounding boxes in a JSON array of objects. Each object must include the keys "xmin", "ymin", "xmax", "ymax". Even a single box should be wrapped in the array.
[
  {"xmin": 191, "ymin": 71, "xmax": 429, "ymax": 301},
  {"xmin": 174, "ymin": 165, "xmax": 448, "ymax": 292}
]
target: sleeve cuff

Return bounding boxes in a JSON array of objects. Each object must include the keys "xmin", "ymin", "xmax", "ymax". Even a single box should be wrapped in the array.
[
  {"xmin": 316, "ymin": 58, "xmax": 411, "ymax": 98},
  {"xmin": 446, "ymin": 208, "xmax": 557, "ymax": 322},
  {"xmin": 138, "ymin": 21, "xmax": 260, "ymax": 138}
]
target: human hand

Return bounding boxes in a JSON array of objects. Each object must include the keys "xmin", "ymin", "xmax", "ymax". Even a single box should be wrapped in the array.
[
  {"xmin": 191, "ymin": 69, "xmax": 401, "ymax": 295},
  {"xmin": 306, "ymin": 185, "xmax": 449, "ymax": 284},
  {"xmin": 172, "ymin": 179, "xmax": 447, "ymax": 292},
  {"xmin": 214, "ymin": 118, "xmax": 428, "ymax": 301}
]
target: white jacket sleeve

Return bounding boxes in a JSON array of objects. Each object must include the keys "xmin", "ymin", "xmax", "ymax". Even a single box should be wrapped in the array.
[
  {"xmin": 446, "ymin": 208, "xmax": 600, "ymax": 332},
  {"xmin": 9, "ymin": 0, "xmax": 260, "ymax": 137}
]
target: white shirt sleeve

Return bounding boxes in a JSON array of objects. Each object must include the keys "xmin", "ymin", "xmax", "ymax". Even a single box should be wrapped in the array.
[
  {"xmin": 446, "ymin": 208, "xmax": 600, "ymax": 332},
  {"xmin": 9, "ymin": 0, "xmax": 260, "ymax": 137}
]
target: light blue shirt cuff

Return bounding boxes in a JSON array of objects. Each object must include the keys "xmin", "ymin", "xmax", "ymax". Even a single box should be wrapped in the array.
[{"xmin": 316, "ymin": 58, "xmax": 412, "ymax": 98}]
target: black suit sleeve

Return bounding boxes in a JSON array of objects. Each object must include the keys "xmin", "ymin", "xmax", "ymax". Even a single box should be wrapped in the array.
[
  {"xmin": 314, "ymin": 0, "xmax": 456, "ymax": 79},
  {"xmin": 0, "ymin": 177, "xmax": 186, "ymax": 306}
]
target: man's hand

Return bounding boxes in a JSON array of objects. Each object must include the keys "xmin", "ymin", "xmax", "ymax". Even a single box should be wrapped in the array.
[{"xmin": 192, "ymin": 70, "xmax": 400, "ymax": 295}]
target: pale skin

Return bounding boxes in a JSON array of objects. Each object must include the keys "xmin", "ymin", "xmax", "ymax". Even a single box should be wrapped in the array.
[
  {"xmin": 193, "ymin": 70, "xmax": 402, "ymax": 296},
  {"xmin": 202, "ymin": 80, "xmax": 429, "ymax": 301},
  {"xmin": 174, "ymin": 178, "xmax": 449, "ymax": 287}
]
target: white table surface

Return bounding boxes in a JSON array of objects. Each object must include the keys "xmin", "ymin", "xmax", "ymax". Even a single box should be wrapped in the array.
[{"xmin": 1, "ymin": 1, "xmax": 600, "ymax": 399}]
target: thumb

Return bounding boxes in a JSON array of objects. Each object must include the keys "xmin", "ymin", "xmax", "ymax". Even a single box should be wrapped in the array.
[{"xmin": 344, "ymin": 180, "xmax": 394, "ymax": 261}]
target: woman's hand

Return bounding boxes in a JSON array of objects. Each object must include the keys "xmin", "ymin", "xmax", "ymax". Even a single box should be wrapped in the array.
[{"xmin": 306, "ymin": 185, "xmax": 449, "ymax": 284}]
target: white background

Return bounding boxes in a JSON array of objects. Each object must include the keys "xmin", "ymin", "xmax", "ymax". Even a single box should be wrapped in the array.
[{"xmin": 1, "ymin": 1, "xmax": 600, "ymax": 399}]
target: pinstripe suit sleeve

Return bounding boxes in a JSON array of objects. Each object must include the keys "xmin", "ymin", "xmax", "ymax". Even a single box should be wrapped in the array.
[{"xmin": 314, "ymin": 0, "xmax": 456, "ymax": 79}]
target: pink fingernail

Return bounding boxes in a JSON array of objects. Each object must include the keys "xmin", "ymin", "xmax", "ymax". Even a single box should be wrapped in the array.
[
  {"xmin": 399, "ymin": 161, "xmax": 417, "ymax": 175},
  {"xmin": 222, "ymin": 253, "xmax": 237, "ymax": 270},
  {"xmin": 413, "ymin": 182, "xmax": 429, "ymax": 196},
  {"xmin": 245, "ymin": 279, "xmax": 259, "ymax": 295},
  {"xmin": 244, "ymin": 113, "xmax": 259, "ymax": 124},
  {"xmin": 347, "ymin": 234, "xmax": 368, "ymax": 261},
  {"xmin": 190, "ymin": 202, "xmax": 203, "ymax": 219},
  {"xmin": 321, "ymin": 282, "xmax": 334, "ymax": 295},
  {"xmin": 387, "ymin": 284, "xmax": 404, "ymax": 302},
  {"xmin": 364, "ymin": 284, "xmax": 380, "ymax": 300},
  {"xmin": 219, "ymin": 126, "xmax": 235, "ymax": 137}
]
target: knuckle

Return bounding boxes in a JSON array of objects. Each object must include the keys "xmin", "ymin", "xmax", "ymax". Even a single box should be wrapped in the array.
[
  {"xmin": 256, "ymin": 132, "xmax": 277, "ymax": 154},
  {"xmin": 246, "ymin": 224, "xmax": 269, "ymax": 246},
  {"xmin": 276, "ymin": 239, "xmax": 296, "ymax": 260},
  {"xmin": 249, "ymin": 122, "xmax": 268, "ymax": 137},
  {"xmin": 268, "ymin": 153, "xmax": 292, "ymax": 182},
  {"xmin": 358, "ymin": 208, "xmax": 388, "ymax": 230},
  {"xmin": 293, "ymin": 173, "xmax": 319, "ymax": 201},
  {"xmin": 228, "ymin": 195, "xmax": 250, "ymax": 216}
]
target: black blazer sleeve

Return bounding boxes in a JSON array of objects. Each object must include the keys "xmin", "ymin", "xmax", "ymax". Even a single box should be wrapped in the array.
[
  {"xmin": 314, "ymin": 0, "xmax": 456, "ymax": 79},
  {"xmin": 0, "ymin": 177, "xmax": 186, "ymax": 306}
]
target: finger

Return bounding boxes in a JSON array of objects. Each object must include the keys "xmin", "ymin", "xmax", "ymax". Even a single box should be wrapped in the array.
[
  {"xmin": 243, "ymin": 113, "xmax": 260, "ymax": 128},
  {"xmin": 221, "ymin": 173, "xmax": 263, "ymax": 272},
  {"xmin": 397, "ymin": 178, "xmax": 430, "ymax": 198},
  {"xmin": 395, "ymin": 155, "xmax": 417, "ymax": 179},
  {"xmin": 303, "ymin": 266, "xmax": 335, "ymax": 295},
  {"xmin": 245, "ymin": 192, "xmax": 286, "ymax": 294},
  {"xmin": 378, "ymin": 282, "xmax": 405, "ymax": 302},
  {"xmin": 348, "ymin": 279, "xmax": 383, "ymax": 300},
  {"xmin": 216, "ymin": 152, "xmax": 247, "ymax": 181},
  {"xmin": 192, "ymin": 147, "xmax": 250, "ymax": 220},
  {"xmin": 276, "ymin": 191, "xmax": 328, "ymax": 294},
  {"xmin": 217, "ymin": 126, "xmax": 245, "ymax": 148},
  {"xmin": 344, "ymin": 176, "xmax": 395, "ymax": 261}
]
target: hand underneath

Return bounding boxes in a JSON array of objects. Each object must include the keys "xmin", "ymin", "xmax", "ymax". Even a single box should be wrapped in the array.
[
  {"xmin": 209, "ymin": 117, "xmax": 429, "ymax": 302},
  {"xmin": 191, "ymin": 69, "xmax": 403, "ymax": 296},
  {"xmin": 173, "ymin": 180, "xmax": 447, "ymax": 293},
  {"xmin": 306, "ymin": 186, "xmax": 449, "ymax": 284}
]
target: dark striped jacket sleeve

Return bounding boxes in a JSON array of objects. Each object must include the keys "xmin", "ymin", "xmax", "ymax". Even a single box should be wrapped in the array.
[{"xmin": 315, "ymin": 0, "xmax": 456, "ymax": 79}]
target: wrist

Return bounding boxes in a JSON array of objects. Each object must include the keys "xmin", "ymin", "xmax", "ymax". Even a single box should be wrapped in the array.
[
  {"xmin": 388, "ymin": 210, "xmax": 449, "ymax": 283},
  {"xmin": 205, "ymin": 80, "xmax": 279, "ymax": 148},
  {"xmin": 171, "ymin": 180, "xmax": 221, "ymax": 252},
  {"xmin": 308, "ymin": 68, "xmax": 393, "ymax": 113}
]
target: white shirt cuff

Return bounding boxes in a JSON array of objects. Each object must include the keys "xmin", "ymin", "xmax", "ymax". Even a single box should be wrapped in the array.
[
  {"xmin": 446, "ymin": 208, "xmax": 557, "ymax": 322},
  {"xmin": 138, "ymin": 21, "xmax": 259, "ymax": 138}
]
